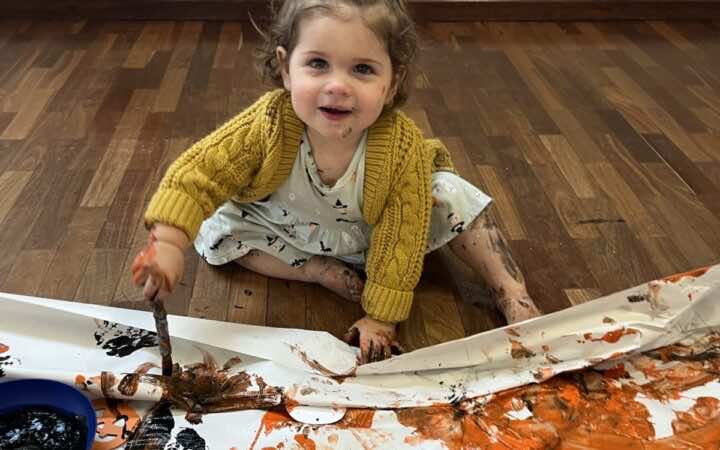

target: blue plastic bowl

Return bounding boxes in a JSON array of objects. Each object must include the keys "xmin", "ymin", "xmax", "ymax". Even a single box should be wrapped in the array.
[{"xmin": 0, "ymin": 378, "xmax": 96, "ymax": 450}]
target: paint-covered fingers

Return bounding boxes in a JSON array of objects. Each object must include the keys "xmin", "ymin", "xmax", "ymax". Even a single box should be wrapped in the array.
[
  {"xmin": 131, "ymin": 233, "xmax": 185, "ymax": 301},
  {"xmin": 344, "ymin": 316, "xmax": 401, "ymax": 365},
  {"xmin": 343, "ymin": 326, "xmax": 360, "ymax": 346}
]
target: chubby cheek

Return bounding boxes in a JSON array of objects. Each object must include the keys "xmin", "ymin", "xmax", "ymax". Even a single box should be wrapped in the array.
[{"xmin": 289, "ymin": 83, "xmax": 319, "ymax": 116}]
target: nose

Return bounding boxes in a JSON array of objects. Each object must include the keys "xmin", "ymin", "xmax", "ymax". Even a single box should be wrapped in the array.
[{"xmin": 324, "ymin": 72, "xmax": 351, "ymax": 97}]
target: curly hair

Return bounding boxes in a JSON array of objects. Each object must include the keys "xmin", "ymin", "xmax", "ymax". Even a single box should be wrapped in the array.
[{"xmin": 255, "ymin": 0, "xmax": 417, "ymax": 108}]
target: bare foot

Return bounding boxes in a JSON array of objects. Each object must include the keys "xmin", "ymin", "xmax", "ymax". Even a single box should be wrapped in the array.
[
  {"xmin": 496, "ymin": 295, "xmax": 542, "ymax": 324},
  {"xmin": 306, "ymin": 256, "xmax": 364, "ymax": 303}
]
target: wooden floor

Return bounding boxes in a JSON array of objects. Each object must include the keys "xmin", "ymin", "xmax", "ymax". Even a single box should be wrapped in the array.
[{"xmin": 0, "ymin": 20, "xmax": 719, "ymax": 353}]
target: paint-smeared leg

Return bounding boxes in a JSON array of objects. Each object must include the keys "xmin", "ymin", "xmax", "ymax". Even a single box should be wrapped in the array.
[
  {"xmin": 447, "ymin": 211, "xmax": 542, "ymax": 324},
  {"xmin": 304, "ymin": 256, "xmax": 364, "ymax": 303},
  {"xmin": 236, "ymin": 251, "xmax": 363, "ymax": 303}
]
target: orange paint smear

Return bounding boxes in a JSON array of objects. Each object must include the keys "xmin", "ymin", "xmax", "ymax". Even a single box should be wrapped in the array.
[
  {"xmin": 385, "ymin": 344, "xmax": 720, "ymax": 448},
  {"xmin": 662, "ymin": 267, "xmax": 709, "ymax": 283},
  {"xmin": 0, "ymin": 343, "xmax": 8, "ymax": 353},
  {"xmin": 294, "ymin": 434, "xmax": 317, "ymax": 450},
  {"xmin": 284, "ymin": 398, "xmax": 299, "ymax": 413},
  {"xmin": 602, "ymin": 363, "xmax": 628, "ymax": 380},
  {"xmin": 248, "ymin": 340, "xmax": 720, "ymax": 450},
  {"xmin": 335, "ymin": 409, "xmax": 375, "ymax": 428},
  {"xmin": 585, "ymin": 327, "xmax": 639, "ymax": 343},
  {"xmin": 92, "ymin": 398, "xmax": 141, "ymax": 450}
]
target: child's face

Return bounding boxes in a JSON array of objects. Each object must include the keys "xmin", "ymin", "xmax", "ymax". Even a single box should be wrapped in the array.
[{"xmin": 277, "ymin": 9, "xmax": 397, "ymax": 143}]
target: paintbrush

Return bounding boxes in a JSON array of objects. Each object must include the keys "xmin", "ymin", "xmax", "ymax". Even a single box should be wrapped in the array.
[{"xmin": 149, "ymin": 291, "xmax": 173, "ymax": 377}]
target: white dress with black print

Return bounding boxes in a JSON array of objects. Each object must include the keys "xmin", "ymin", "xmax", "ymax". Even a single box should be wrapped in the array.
[{"xmin": 194, "ymin": 130, "xmax": 493, "ymax": 268}]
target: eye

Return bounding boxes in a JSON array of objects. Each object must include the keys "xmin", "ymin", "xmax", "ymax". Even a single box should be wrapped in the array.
[
  {"xmin": 354, "ymin": 64, "xmax": 375, "ymax": 75},
  {"xmin": 307, "ymin": 58, "xmax": 328, "ymax": 70}
]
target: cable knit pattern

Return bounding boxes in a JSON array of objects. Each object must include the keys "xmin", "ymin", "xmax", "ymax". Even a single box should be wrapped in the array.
[{"xmin": 145, "ymin": 89, "xmax": 455, "ymax": 323}]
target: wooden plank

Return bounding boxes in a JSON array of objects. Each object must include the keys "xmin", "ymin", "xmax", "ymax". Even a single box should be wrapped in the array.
[
  {"xmin": 529, "ymin": 163, "xmax": 601, "ymax": 240},
  {"xmin": 0, "ymin": 249, "xmax": 55, "ymax": 295},
  {"xmin": 539, "ymin": 134, "xmax": 596, "ymax": 199},
  {"xmin": 227, "ymin": 266, "xmax": 269, "ymax": 326},
  {"xmin": 1, "ymin": 68, "xmax": 47, "ymax": 113},
  {"xmin": 81, "ymin": 138, "xmax": 137, "ymax": 207},
  {"xmin": 24, "ymin": 168, "xmax": 93, "ymax": 250},
  {"xmin": 266, "ymin": 278, "xmax": 306, "ymax": 330},
  {"xmin": 642, "ymin": 133, "xmax": 719, "ymax": 196},
  {"xmin": 397, "ymin": 295, "xmax": 431, "ymax": 353},
  {"xmin": 123, "ymin": 22, "xmax": 172, "ymax": 69},
  {"xmin": 187, "ymin": 260, "xmax": 232, "ymax": 320},
  {"xmin": 36, "ymin": 206, "xmax": 109, "ymax": 300},
  {"xmin": 641, "ymin": 195, "xmax": 717, "ymax": 268},
  {"xmin": 0, "ymin": 88, "xmax": 54, "ymax": 140},
  {"xmin": 564, "ymin": 288, "xmax": 602, "ymax": 305},
  {"xmin": 600, "ymin": 133, "xmax": 661, "ymax": 200},
  {"xmin": 643, "ymin": 162, "xmax": 720, "ymax": 252},
  {"xmin": 475, "ymin": 165, "xmax": 527, "ymax": 240},
  {"xmin": 305, "ymin": 283, "xmax": 363, "ymax": 341},
  {"xmin": 417, "ymin": 276, "xmax": 466, "ymax": 346},
  {"xmin": 95, "ymin": 169, "xmax": 152, "ymax": 249},
  {"xmin": 576, "ymin": 222, "xmax": 662, "ymax": 295},
  {"xmin": 0, "ymin": 170, "xmax": 32, "ymax": 225},
  {"xmin": 74, "ymin": 249, "xmax": 127, "ymax": 305},
  {"xmin": 586, "ymin": 161, "xmax": 665, "ymax": 238}
]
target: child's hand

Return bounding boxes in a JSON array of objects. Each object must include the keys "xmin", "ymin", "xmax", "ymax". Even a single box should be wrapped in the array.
[
  {"xmin": 131, "ymin": 225, "xmax": 187, "ymax": 301},
  {"xmin": 344, "ymin": 316, "xmax": 404, "ymax": 364}
]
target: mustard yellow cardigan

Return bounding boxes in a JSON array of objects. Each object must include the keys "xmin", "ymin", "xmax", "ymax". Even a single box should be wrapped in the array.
[{"xmin": 145, "ymin": 89, "xmax": 455, "ymax": 323}]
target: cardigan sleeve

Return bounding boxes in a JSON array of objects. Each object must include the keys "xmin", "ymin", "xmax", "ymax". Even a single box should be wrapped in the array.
[
  {"xmin": 144, "ymin": 93, "xmax": 273, "ymax": 240},
  {"xmin": 361, "ymin": 138, "xmax": 434, "ymax": 323}
]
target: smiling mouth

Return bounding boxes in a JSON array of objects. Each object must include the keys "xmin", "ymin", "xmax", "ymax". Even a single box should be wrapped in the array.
[{"xmin": 319, "ymin": 106, "xmax": 352, "ymax": 118}]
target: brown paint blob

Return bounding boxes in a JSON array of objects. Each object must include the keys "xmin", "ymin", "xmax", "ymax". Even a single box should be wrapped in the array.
[{"xmin": 510, "ymin": 339, "xmax": 536, "ymax": 359}]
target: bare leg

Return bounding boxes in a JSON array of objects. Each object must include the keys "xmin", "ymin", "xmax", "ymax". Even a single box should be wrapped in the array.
[
  {"xmin": 235, "ymin": 250, "xmax": 363, "ymax": 303},
  {"xmin": 447, "ymin": 211, "xmax": 541, "ymax": 324}
]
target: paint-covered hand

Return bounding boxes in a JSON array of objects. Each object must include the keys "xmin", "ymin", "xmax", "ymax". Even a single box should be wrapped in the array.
[
  {"xmin": 344, "ymin": 316, "xmax": 404, "ymax": 364},
  {"xmin": 131, "ymin": 224, "xmax": 188, "ymax": 301}
]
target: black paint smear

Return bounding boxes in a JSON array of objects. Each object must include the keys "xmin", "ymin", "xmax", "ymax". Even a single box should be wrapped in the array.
[
  {"xmin": 0, "ymin": 406, "xmax": 87, "ymax": 450},
  {"xmin": 0, "ymin": 354, "xmax": 17, "ymax": 378},
  {"xmin": 94, "ymin": 320, "xmax": 159, "ymax": 357},
  {"xmin": 578, "ymin": 218, "xmax": 626, "ymax": 224},
  {"xmin": 125, "ymin": 401, "xmax": 175, "ymax": 450},
  {"xmin": 169, "ymin": 428, "xmax": 208, "ymax": 450},
  {"xmin": 627, "ymin": 294, "xmax": 648, "ymax": 303}
]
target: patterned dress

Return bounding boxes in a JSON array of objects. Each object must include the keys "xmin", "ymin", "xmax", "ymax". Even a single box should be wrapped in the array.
[{"xmin": 194, "ymin": 131, "xmax": 492, "ymax": 267}]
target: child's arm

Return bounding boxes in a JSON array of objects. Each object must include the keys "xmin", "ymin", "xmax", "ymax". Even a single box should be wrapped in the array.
[
  {"xmin": 348, "ymin": 119, "xmax": 433, "ymax": 363},
  {"xmin": 133, "ymin": 91, "xmax": 287, "ymax": 300}
]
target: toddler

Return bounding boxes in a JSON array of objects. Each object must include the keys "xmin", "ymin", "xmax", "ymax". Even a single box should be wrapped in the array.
[{"xmin": 132, "ymin": 0, "xmax": 541, "ymax": 364}]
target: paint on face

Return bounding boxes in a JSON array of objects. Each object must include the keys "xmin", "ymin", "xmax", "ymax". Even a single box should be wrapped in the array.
[
  {"xmin": 94, "ymin": 320, "xmax": 159, "ymax": 357},
  {"xmin": 281, "ymin": 9, "xmax": 395, "ymax": 145}
]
